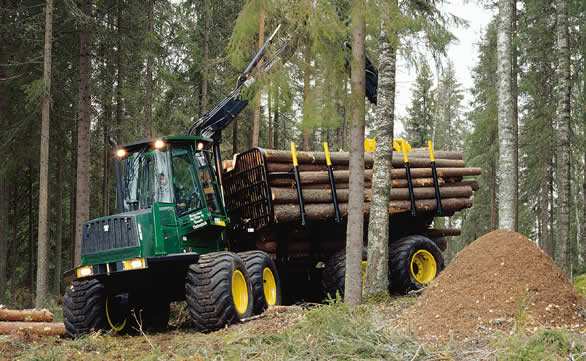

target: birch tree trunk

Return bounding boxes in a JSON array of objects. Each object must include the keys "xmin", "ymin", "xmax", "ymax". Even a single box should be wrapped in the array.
[
  {"xmin": 75, "ymin": 0, "xmax": 92, "ymax": 266},
  {"xmin": 555, "ymin": 0, "xmax": 571, "ymax": 274},
  {"xmin": 511, "ymin": 0, "xmax": 519, "ymax": 231},
  {"xmin": 36, "ymin": 0, "xmax": 54, "ymax": 307},
  {"xmin": 496, "ymin": 0, "xmax": 515, "ymax": 230},
  {"xmin": 364, "ymin": 27, "xmax": 395, "ymax": 297},
  {"xmin": 344, "ymin": 0, "xmax": 366, "ymax": 306},
  {"xmin": 251, "ymin": 2, "xmax": 264, "ymax": 147}
]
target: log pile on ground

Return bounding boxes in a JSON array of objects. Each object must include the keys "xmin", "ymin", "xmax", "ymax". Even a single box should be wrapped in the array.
[
  {"xmin": 0, "ymin": 306, "xmax": 65, "ymax": 336},
  {"xmin": 399, "ymin": 230, "xmax": 586, "ymax": 342},
  {"xmin": 254, "ymin": 148, "xmax": 480, "ymax": 223}
]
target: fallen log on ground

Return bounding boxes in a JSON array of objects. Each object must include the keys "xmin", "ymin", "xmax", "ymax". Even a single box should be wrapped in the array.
[
  {"xmin": 272, "ymin": 198, "xmax": 473, "ymax": 223},
  {"xmin": 271, "ymin": 185, "xmax": 473, "ymax": 204},
  {"xmin": 0, "ymin": 308, "xmax": 54, "ymax": 322},
  {"xmin": 0, "ymin": 321, "xmax": 65, "ymax": 336},
  {"xmin": 269, "ymin": 168, "xmax": 480, "ymax": 186}
]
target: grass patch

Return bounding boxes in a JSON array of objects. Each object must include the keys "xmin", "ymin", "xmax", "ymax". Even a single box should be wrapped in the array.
[
  {"xmin": 496, "ymin": 329, "xmax": 586, "ymax": 361},
  {"xmin": 575, "ymin": 274, "xmax": 586, "ymax": 296}
]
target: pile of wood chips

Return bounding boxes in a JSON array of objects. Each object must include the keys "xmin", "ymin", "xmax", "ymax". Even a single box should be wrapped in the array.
[{"xmin": 0, "ymin": 306, "xmax": 65, "ymax": 337}]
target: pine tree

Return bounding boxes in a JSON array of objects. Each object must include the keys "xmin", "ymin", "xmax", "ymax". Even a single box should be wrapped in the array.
[
  {"xmin": 434, "ymin": 60, "xmax": 465, "ymax": 151},
  {"xmin": 344, "ymin": 0, "xmax": 366, "ymax": 306},
  {"xmin": 75, "ymin": 0, "xmax": 92, "ymax": 266},
  {"xmin": 404, "ymin": 60, "xmax": 435, "ymax": 147},
  {"xmin": 35, "ymin": 0, "xmax": 54, "ymax": 307}
]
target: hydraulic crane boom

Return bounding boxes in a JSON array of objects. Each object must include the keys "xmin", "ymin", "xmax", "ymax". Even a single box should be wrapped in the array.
[{"xmin": 187, "ymin": 25, "xmax": 379, "ymax": 140}]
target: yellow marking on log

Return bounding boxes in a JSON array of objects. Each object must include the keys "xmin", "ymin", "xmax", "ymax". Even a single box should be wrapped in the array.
[
  {"xmin": 428, "ymin": 140, "xmax": 436, "ymax": 162},
  {"xmin": 364, "ymin": 138, "xmax": 376, "ymax": 153},
  {"xmin": 290, "ymin": 142, "xmax": 299, "ymax": 167},
  {"xmin": 323, "ymin": 142, "xmax": 333, "ymax": 166}
]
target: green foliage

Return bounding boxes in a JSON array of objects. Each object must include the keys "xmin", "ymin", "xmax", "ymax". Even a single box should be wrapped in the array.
[
  {"xmin": 574, "ymin": 274, "xmax": 586, "ymax": 296},
  {"xmin": 403, "ymin": 59, "xmax": 435, "ymax": 147},
  {"xmin": 496, "ymin": 330, "xmax": 584, "ymax": 361}
]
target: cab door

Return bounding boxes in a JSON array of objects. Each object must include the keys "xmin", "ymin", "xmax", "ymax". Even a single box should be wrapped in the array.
[{"xmin": 170, "ymin": 143, "xmax": 224, "ymax": 252}]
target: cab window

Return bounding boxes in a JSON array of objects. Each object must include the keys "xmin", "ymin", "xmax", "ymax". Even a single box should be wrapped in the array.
[
  {"xmin": 171, "ymin": 145, "xmax": 202, "ymax": 214},
  {"xmin": 194, "ymin": 151, "xmax": 222, "ymax": 214}
]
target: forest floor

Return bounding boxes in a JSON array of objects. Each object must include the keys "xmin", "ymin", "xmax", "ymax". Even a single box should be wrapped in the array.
[
  {"xmin": 4, "ymin": 231, "xmax": 586, "ymax": 361},
  {"xmin": 1, "ymin": 295, "xmax": 586, "ymax": 361}
]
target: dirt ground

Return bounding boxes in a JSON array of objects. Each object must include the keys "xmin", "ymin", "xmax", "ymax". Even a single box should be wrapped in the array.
[{"xmin": 401, "ymin": 230, "xmax": 586, "ymax": 342}]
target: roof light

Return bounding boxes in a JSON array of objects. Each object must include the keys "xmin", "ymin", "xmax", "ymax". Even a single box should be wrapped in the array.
[
  {"xmin": 115, "ymin": 148, "xmax": 127, "ymax": 158},
  {"xmin": 154, "ymin": 139, "xmax": 166, "ymax": 150}
]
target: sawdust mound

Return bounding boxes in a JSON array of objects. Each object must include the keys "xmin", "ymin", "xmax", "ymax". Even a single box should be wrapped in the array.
[{"xmin": 401, "ymin": 230, "xmax": 585, "ymax": 341}]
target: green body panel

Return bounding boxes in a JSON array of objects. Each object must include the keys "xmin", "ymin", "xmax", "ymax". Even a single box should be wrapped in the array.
[{"xmin": 77, "ymin": 137, "xmax": 228, "ymax": 270}]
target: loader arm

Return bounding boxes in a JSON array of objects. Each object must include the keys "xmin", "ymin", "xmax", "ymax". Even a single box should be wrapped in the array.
[{"xmin": 187, "ymin": 26, "xmax": 379, "ymax": 140}]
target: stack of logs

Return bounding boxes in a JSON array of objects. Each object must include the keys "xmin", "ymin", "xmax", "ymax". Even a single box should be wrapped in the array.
[
  {"xmin": 0, "ymin": 306, "xmax": 65, "ymax": 336},
  {"xmin": 257, "ymin": 148, "xmax": 481, "ymax": 223}
]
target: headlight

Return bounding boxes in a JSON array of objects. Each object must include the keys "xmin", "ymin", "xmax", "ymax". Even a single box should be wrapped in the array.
[
  {"xmin": 122, "ymin": 258, "xmax": 146, "ymax": 271},
  {"xmin": 75, "ymin": 266, "xmax": 93, "ymax": 278}
]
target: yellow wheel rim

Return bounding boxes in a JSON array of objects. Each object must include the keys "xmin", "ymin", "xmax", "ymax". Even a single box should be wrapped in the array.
[
  {"xmin": 105, "ymin": 297, "xmax": 127, "ymax": 333},
  {"xmin": 262, "ymin": 267, "xmax": 277, "ymax": 306},
  {"xmin": 410, "ymin": 250, "xmax": 437, "ymax": 285},
  {"xmin": 231, "ymin": 270, "xmax": 249, "ymax": 316}
]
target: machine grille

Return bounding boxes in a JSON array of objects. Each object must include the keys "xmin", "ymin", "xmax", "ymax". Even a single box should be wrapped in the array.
[{"xmin": 81, "ymin": 216, "xmax": 139, "ymax": 256}]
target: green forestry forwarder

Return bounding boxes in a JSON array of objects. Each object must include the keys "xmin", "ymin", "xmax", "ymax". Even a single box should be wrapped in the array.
[{"xmin": 63, "ymin": 27, "xmax": 444, "ymax": 337}]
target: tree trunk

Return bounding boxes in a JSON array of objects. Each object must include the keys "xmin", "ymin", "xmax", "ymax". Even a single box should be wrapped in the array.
[
  {"xmin": 511, "ymin": 0, "xmax": 519, "ymax": 231},
  {"xmin": 75, "ymin": 0, "xmax": 92, "ymax": 266},
  {"xmin": 555, "ymin": 0, "xmax": 571, "ymax": 274},
  {"xmin": 490, "ymin": 158, "xmax": 498, "ymax": 230},
  {"xmin": 302, "ymin": 43, "xmax": 312, "ymax": 151},
  {"xmin": 53, "ymin": 145, "xmax": 64, "ymax": 296},
  {"xmin": 143, "ymin": 0, "xmax": 154, "ymax": 138},
  {"xmin": 274, "ymin": 86, "xmax": 280, "ymax": 149},
  {"xmin": 541, "ymin": 163, "xmax": 553, "ymax": 257},
  {"xmin": 200, "ymin": 0, "xmax": 210, "ymax": 115},
  {"xmin": 267, "ymin": 83, "xmax": 273, "ymax": 148},
  {"xmin": 115, "ymin": 0, "xmax": 124, "ymax": 138},
  {"xmin": 0, "ymin": 173, "xmax": 6, "ymax": 294},
  {"xmin": 102, "ymin": 32, "xmax": 114, "ymax": 216},
  {"xmin": 344, "ymin": 0, "xmax": 366, "ymax": 306},
  {"xmin": 251, "ymin": 2, "xmax": 264, "ymax": 147},
  {"xmin": 35, "ymin": 0, "xmax": 54, "ymax": 308},
  {"xmin": 496, "ymin": 0, "xmax": 515, "ymax": 230}
]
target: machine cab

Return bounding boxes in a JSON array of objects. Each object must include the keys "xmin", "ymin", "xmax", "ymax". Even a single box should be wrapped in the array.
[{"xmin": 115, "ymin": 136, "xmax": 227, "ymax": 230}]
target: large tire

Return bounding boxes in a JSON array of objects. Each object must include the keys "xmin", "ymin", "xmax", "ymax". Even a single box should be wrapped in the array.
[
  {"xmin": 239, "ymin": 251, "xmax": 282, "ymax": 314},
  {"xmin": 185, "ymin": 252, "xmax": 254, "ymax": 332},
  {"xmin": 63, "ymin": 279, "xmax": 106, "ymax": 337},
  {"xmin": 322, "ymin": 250, "xmax": 346, "ymax": 299},
  {"xmin": 389, "ymin": 235, "xmax": 444, "ymax": 294}
]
